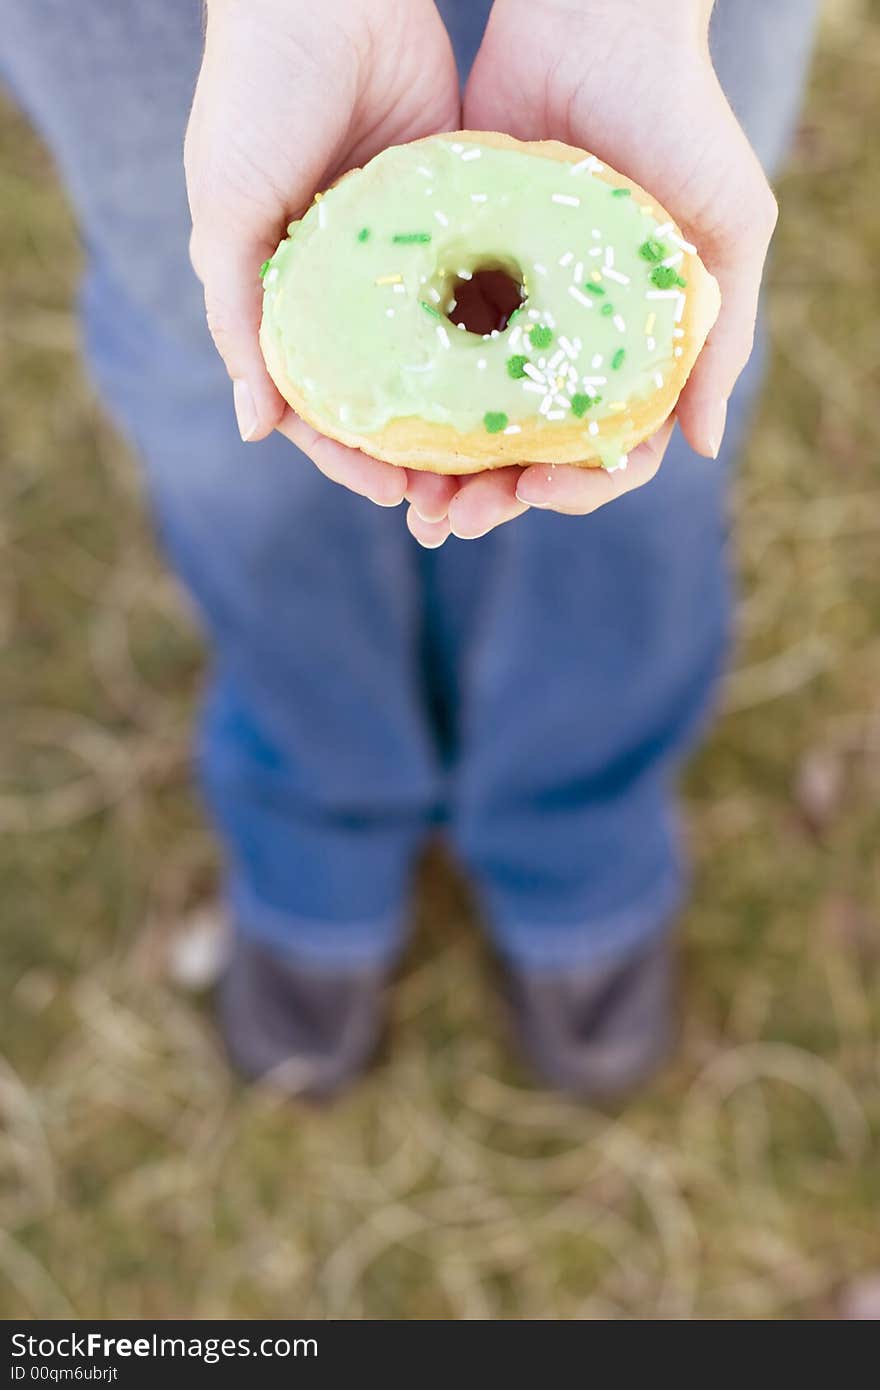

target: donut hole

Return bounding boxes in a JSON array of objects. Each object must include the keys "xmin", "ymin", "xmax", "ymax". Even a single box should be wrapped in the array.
[{"xmin": 444, "ymin": 264, "xmax": 526, "ymax": 336}]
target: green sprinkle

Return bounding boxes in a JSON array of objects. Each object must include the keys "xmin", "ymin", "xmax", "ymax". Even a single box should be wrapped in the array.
[
  {"xmin": 650, "ymin": 265, "xmax": 687, "ymax": 289},
  {"xmin": 357, "ymin": 227, "xmax": 370, "ymax": 243},
  {"xmin": 583, "ymin": 283, "xmax": 605, "ymax": 296},
  {"xmin": 392, "ymin": 232, "xmax": 432, "ymax": 244},
  {"xmin": 570, "ymin": 394, "xmax": 594, "ymax": 418},
  {"xmin": 612, "ymin": 188, "xmax": 631, "ymax": 198},
  {"xmin": 612, "ymin": 349, "xmax": 626, "ymax": 371},
  {"xmin": 484, "ymin": 411, "xmax": 509, "ymax": 434},
  {"xmin": 419, "ymin": 300, "xmax": 441, "ymax": 318},
  {"xmin": 600, "ymin": 302, "xmax": 614, "ymax": 317},
  {"xmin": 639, "ymin": 239, "xmax": 667, "ymax": 263},
  {"xmin": 507, "ymin": 354, "xmax": 528, "ymax": 379},
  {"xmin": 258, "ymin": 259, "xmax": 272, "ymax": 280},
  {"xmin": 529, "ymin": 325, "xmax": 553, "ymax": 349}
]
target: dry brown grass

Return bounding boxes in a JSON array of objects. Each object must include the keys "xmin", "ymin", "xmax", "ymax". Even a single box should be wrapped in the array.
[{"xmin": 1, "ymin": 0, "xmax": 879, "ymax": 1319}]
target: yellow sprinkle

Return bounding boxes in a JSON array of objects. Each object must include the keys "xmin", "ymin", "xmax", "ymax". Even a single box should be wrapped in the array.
[
  {"xmin": 645, "ymin": 313, "xmax": 656, "ymax": 335},
  {"xmin": 608, "ymin": 402, "xmax": 626, "ymax": 412},
  {"xmin": 375, "ymin": 273, "xmax": 404, "ymax": 286},
  {"xmin": 313, "ymin": 192, "xmax": 324, "ymax": 202},
  {"xmin": 555, "ymin": 375, "xmax": 565, "ymax": 389},
  {"xmin": 591, "ymin": 270, "xmax": 603, "ymax": 283},
  {"xmin": 640, "ymin": 205, "xmax": 654, "ymax": 216}
]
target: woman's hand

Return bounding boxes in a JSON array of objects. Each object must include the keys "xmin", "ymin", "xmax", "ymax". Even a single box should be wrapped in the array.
[
  {"xmin": 414, "ymin": 0, "xmax": 777, "ymax": 544},
  {"xmin": 184, "ymin": 0, "xmax": 460, "ymax": 508}
]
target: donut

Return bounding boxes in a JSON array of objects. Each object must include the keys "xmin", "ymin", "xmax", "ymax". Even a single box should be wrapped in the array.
[{"xmin": 259, "ymin": 131, "xmax": 721, "ymax": 475}]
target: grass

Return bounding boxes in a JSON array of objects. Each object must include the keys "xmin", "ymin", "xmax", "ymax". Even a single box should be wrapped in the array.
[{"xmin": 1, "ymin": 0, "xmax": 879, "ymax": 1320}]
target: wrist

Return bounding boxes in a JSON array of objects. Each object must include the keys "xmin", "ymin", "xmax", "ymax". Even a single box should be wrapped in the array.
[{"xmin": 493, "ymin": 0, "xmax": 714, "ymax": 47}]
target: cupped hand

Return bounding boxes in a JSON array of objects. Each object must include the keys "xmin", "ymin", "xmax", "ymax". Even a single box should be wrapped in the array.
[
  {"xmin": 427, "ymin": 0, "xmax": 777, "ymax": 543},
  {"xmin": 184, "ymin": 0, "xmax": 460, "ymax": 508}
]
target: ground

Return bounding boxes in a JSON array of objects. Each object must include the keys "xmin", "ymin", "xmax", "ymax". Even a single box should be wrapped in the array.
[{"xmin": 0, "ymin": 0, "xmax": 879, "ymax": 1320}]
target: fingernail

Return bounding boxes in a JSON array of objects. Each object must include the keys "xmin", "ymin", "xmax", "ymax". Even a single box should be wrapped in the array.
[
  {"xmin": 708, "ymin": 399, "xmax": 728, "ymax": 460},
  {"xmin": 233, "ymin": 379, "xmax": 258, "ymax": 442}
]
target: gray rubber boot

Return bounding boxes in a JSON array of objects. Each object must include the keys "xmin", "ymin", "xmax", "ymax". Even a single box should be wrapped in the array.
[
  {"xmin": 502, "ymin": 936, "xmax": 675, "ymax": 1100},
  {"xmin": 218, "ymin": 937, "xmax": 387, "ymax": 1099}
]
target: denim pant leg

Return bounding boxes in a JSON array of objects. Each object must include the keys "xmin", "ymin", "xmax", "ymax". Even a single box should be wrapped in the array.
[
  {"xmin": 1, "ymin": 0, "xmax": 442, "ymax": 967},
  {"xmin": 444, "ymin": 0, "xmax": 820, "ymax": 969}
]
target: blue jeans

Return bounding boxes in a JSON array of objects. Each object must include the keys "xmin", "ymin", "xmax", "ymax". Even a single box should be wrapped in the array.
[{"xmin": 2, "ymin": 1, "xmax": 817, "ymax": 969}]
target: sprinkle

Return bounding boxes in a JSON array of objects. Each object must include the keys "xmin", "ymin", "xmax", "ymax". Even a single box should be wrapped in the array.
[
  {"xmin": 376, "ymin": 273, "xmax": 404, "ymax": 285},
  {"xmin": 675, "ymin": 293, "xmax": 686, "ymax": 322},
  {"xmin": 568, "ymin": 286, "xmax": 593, "ymax": 309},
  {"xmin": 559, "ymin": 251, "xmax": 574, "ymax": 267},
  {"xmin": 612, "ymin": 348, "xmax": 626, "ymax": 371},
  {"xmin": 477, "ymin": 358, "xmax": 487, "ymax": 369},
  {"xmin": 588, "ymin": 247, "xmax": 603, "ymax": 257},
  {"xmin": 258, "ymin": 259, "xmax": 272, "ymax": 279},
  {"xmin": 456, "ymin": 268, "xmax": 473, "ymax": 281},
  {"xmin": 591, "ymin": 354, "xmax": 604, "ymax": 369},
  {"xmin": 559, "ymin": 335, "xmax": 578, "ymax": 359},
  {"xmin": 539, "ymin": 395, "xmax": 554, "ymax": 415},
  {"xmin": 450, "ymin": 143, "xmax": 464, "ymax": 154},
  {"xmin": 547, "ymin": 410, "xmax": 566, "ymax": 420},
  {"xmin": 523, "ymin": 362, "xmax": 545, "ymax": 383},
  {"xmin": 503, "ymin": 424, "xmax": 522, "ymax": 435},
  {"xmin": 639, "ymin": 239, "xmax": 666, "ymax": 263},
  {"xmin": 533, "ymin": 262, "xmax": 548, "ymax": 276},
  {"xmin": 608, "ymin": 402, "xmax": 626, "ymax": 412},
  {"xmin": 420, "ymin": 300, "xmax": 440, "ymax": 318},
  {"xmin": 530, "ymin": 325, "xmax": 553, "ymax": 349},
  {"xmin": 434, "ymin": 211, "xmax": 450, "ymax": 226},
  {"xmin": 428, "ymin": 287, "xmax": 441, "ymax": 303},
  {"xmin": 555, "ymin": 394, "xmax": 571, "ymax": 409},
  {"xmin": 570, "ymin": 155, "xmax": 602, "ymax": 175},
  {"xmin": 613, "ymin": 314, "xmax": 626, "ymax": 333},
  {"xmin": 669, "ymin": 231, "xmax": 697, "ymax": 254},
  {"xmin": 461, "ymin": 148, "xmax": 482, "ymax": 161},
  {"xmin": 416, "ymin": 166, "xmax": 433, "ymax": 178},
  {"xmin": 654, "ymin": 372, "xmax": 664, "ymax": 389},
  {"xmin": 600, "ymin": 303, "xmax": 614, "ymax": 317},
  {"xmin": 674, "ymin": 347, "xmax": 684, "ymax": 357},
  {"xmin": 507, "ymin": 354, "xmax": 529, "ymax": 379},
  {"xmin": 264, "ymin": 267, "xmax": 279, "ymax": 286},
  {"xmin": 393, "ymin": 283, "xmax": 406, "ymax": 294},
  {"xmin": 456, "ymin": 321, "xmax": 467, "ymax": 330},
  {"xmin": 386, "ymin": 308, "xmax": 395, "ymax": 318},
  {"xmin": 522, "ymin": 382, "xmax": 546, "ymax": 395},
  {"xmin": 583, "ymin": 283, "xmax": 605, "ymax": 297},
  {"xmin": 604, "ymin": 247, "xmax": 615, "ymax": 268},
  {"xmin": 588, "ymin": 421, "xmax": 600, "ymax": 436},
  {"xmin": 673, "ymin": 328, "xmax": 685, "ymax": 339},
  {"xmin": 661, "ymin": 251, "xmax": 684, "ymax": 269},
  {"xmin": 339, "ymin": 405, "xmax": 350, "ymax": 422},
  {"xmin": 607, "ymin": 454, "xmax": 628, "ymax": 472},
  {"xmin": 604, "ymin": 268, "xmax": 630, "ymax": 285},
  {"xmin": 471, "ymin": 194, "xmax": 488, "ymax": 203},
  {"xmin": 552, "ymin": 194, "xmax": 581, "ymax": 206},
  {"xmin": 527, "ymin": 309, "xmax": 541, "ymax": 320},
  {"xmin": 571, "ymin": 393, "xmax": 595, "ymax": 418},
  {"xmin": 437, "ymin": 325, "xmax": 451, "ymax": 349},
  {"xmin": 647, "ymin": 337, "xmax": 656, "ymax": 351},
  {"xmin": 655, "ymin": 221, "xmax": 673, "ymax": 237},
  {"xmin": 645, "ymin": 313, "xmax": 656, "ymax": 335},
  {"xmin": 509, "ymin": 325, "xmax": 523, "ymax": 350},
  {"xmin": 357, "ymin": 228, "xmax": 370, "ymax": 243},
  {"xmin": 646, "ymin": 289, "xmax": 679, "ymax": 301},
  {"xmin": 611, "ymin": 188, "xmax": 631, "ymax": 198},
  {"xmin": 592, "ymin": 229, "xmax": 602, "ymax": 239},
  {"xmin": 484, "ymin": 411, "xmax": 508, "ymax": 433},
  {"xmin": 317, "ymin": 202, "xmax": 327, "ymax": 228},
  {"xmin": 574, "ymin": 261, "xmax": 584, "ymax": 282},
  {"xmin": 393, "ymin": 232, "xmax": 431, "ymax": 244}
]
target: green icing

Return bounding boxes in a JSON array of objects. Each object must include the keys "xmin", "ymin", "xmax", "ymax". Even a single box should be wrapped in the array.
[{"xmin": 261, "ymin": 138, "xmax": 691, "ymax": 469}]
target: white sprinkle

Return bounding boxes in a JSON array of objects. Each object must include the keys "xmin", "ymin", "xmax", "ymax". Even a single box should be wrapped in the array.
[
  {"xmin": 539, "ymin": 394, "xmax": 554, "ymax": 415},
  {"xmin": 456, "ymin": 321, "xmax": 467, "ymax": 330},
  {"xmin": 574, "ymin": 260, "xmax": 584, "ymax": 282},
  {"xmin": 457, "ymin": 268, "xmax": 473, "ymax": 280},
  {"xmin": 449, "ymin": 143, "xmax": 464, "ymax": 153},
  {"xmin": 548, "ymin": 349, "xmax": 565, "ymax": 371},
  {"xmin": 673, "ymin": 328, "xmax": 685, "ymax": 339},
  {"xmin": 425, "ymin": 189, "xmax": 433, "ymax": 197},
  {"xmin": 646, "ymin": 290, "xmax": 679, "ymax": 300},
  {"xmin": 547, "ymin": 410, "xmax": 566, "ymax": 421},
  {"xmin": 669, "ymin": 231, "xmax": 697, "ymax": 254},
  {"xmin": 555, "ymin": 395, "xmax": 571, "ymax": 409},
  {"xmin": 647, "ymin": 336, "xmax": 656, "ymax": 351},
  {"xmin": 437, "ymin": 326, "xmax": 450, "ymax": 349},
  {"xmin": 339, "ymin": 405, "xmax": 350, "ymax": 422},
  {"xmin": 552, "ymin": 193, "xmax": 581, "ymax": 207},
  {"xmin": 428, "ymin": 287, "xmax": 441, "ymax": 303},
  {"xmin": 393, "ymin": 283, "xmax": 405, "ymax": 294},
  {"xmin": 527, "ymin": 309, "xmax": 541, "ymax": 320},
  {"xmin": 571, "ymin": 155, "xmax": 603, "ymax": 175},
  {"xmin": 386, "ymin": 308, "xmax": 395, "ymax": 318},
  {"xmin": 588, "ymin": 247, "xmax": 603, "ymax": 257},
  {"xmin": 559, "ymin": 336, "xmax": 578, "ymax": 360},
  {"xmin": 509, "ymin": 326, "xmax": 523, "ymax": 351},
  {"xmin": 573, "ymin": 337, "xmax": 583, "ymax": 351},
  {"xmin": 604, "ymin": 246, "xmax": 615, "ymax": 268},
  {"xmin": 318, "ymin": 202, "xmax": 327, "ymax": 229},
  {"xmin": 477, "ymin": 358, "xmax": 487, "ymax": 369},
  {"xmin": 416, "ymin": 165, "xmax": 433, "ymax": 179},
  {"xmin": 264, "ymin": 267, "xmax": 279, "ymax": 286},
  {"xmin": 591, "ymin": 353, "xmax": 604, "ymax": 369},
  {"xmin": 675, "ymin": 293, "xmax": 686, "ymax": 323},
  {"xmin": 604, "ymin": 268, "xmax": 630, "ymax": 285},
  {"xmin": 434, "ymin": 211, "xmax": 450, "ymax": 226},
  {"xmin": 503, "ymin": 424, "xmax": 521, "ymax": 435},
  {"xmin": 613, "ymin": 314, "xmax": 626, "ymax": 333},
  {"xmin": 592, "ymin": 229, "xmax": 602, "ymax": 239},
  {"xmin": 655, "ymin": 222, "xmax": 673, "ymax": 237},
  {"xmin": 522, "ymin": 381, "xmax": 546, "ymax": 395},
  {"xmin": 533, "ymin": 262, "xmax": 548, "ymax": 276},
  {"xmin": 661, "ymin": 251, "xmax": 684, "ymax": 268},
  {"xmin": 461, "ymin": 148, "xmax": 482, "ymax": 162},
  {"xmin": 611, "ymin": 454, "xmax": 629, "ymax": 472},
  {"xmin": 588, "ymin": 422, "xmax": 600, "ymax": 437},
  {"xmin": 559, "ymin": 251, "xmax": 574, "ymax": 267},
  {"xmin": 490, "ymin": 329, "xmax": 500, "ymax": 338},
  {"xmin": 674, "ymin": 346, "xmax": 684, "ymax": 358},
  {"xmin": 568, "ymin": 286, "xmax": 593, "ymax": 309},
  {"xmin": 654, "ymin": 372, "xmax": 664, "ymax": 389},
  {"xmin": 545, "ymin": 311, "xmax": 556, "ymax": 329},
  {"xmin": 471, "ymin": 194, "xmax": 488, "ymax": 203}
]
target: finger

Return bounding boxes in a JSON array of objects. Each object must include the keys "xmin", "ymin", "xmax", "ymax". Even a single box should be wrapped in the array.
[
  {"xmin": 189, "ymin": 231, "xmax": 287, "ymax": 444},
  {"xmin": 514, "ymin": 419, "xmax": 675, "ymax": 514},
  {"xmin": 278, "ymin": 410, "xmax": 407, "ymax": 507},
  {"xmin": 447, "ymin": 467, "xmax": 530, "ymax": 539},
  {"xmin": 406, "ymin": 470, "xmax": 460, "ymax": 523},
  {"xmin": 406, "ymin": 505, "xmax": 452, "ymax": 549}
]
